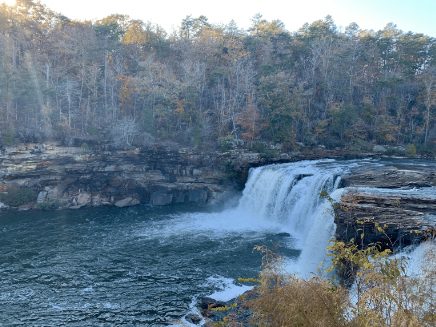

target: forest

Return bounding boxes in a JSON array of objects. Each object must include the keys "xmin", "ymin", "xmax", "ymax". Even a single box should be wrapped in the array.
[{"xmin": 0, "ymin": 0, "xmax": 435, "ymax": 153}]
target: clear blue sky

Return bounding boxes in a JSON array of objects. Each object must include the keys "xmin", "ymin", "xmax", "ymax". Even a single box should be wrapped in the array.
[{"xmin": 2, "ymin": 0, "xmax": 435, "ymax": 36}]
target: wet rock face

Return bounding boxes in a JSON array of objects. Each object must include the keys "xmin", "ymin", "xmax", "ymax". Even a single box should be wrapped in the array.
[
  {"xmin": 336, "ymin": 163, "xmax": 436, "ymax": 249},
  {"xmin": 340, "ymin": 165, "xmax": 436, "ymax": 189},
  {"xmin": 0, "ymin": 144, "xmax": 235, "ymax": 210},
  {"xmin": 199, "ymin": 290, "xmax": 258, "ymax": 327},
  {"xmin": 335, "ymin": 193, "xmax": 435, "ymax": 248},
  {"xmin": 150, "ymin": 192, "xmax": 173, "ymax": 206},
  {"xmin": 185, "ymin": 313, "xmax": 202, "ymax": 325}
]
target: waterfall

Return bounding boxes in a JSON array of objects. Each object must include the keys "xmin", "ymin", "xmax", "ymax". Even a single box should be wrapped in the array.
[
  {"xmin": 394, "ymin": 241, "xmax": 435, "ymax": 277},
  {"xmin": 150, "ymin": 160, "xmax": 352, "ymax": 279},
  {"xmin": 235, "ymin": 160, "xmax": 344, "ymax": 278}
]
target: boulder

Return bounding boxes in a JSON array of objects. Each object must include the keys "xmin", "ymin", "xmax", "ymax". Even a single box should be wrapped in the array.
[
  {"xmin": 45, "ymin": 186, "xmax": 62, "ymax": 202},
  {"xmin": 18, "ymin": 203, "xmax": 34, "ymax": 211},
  {"xmin": 373, "ymin": 145, "xmax": 387, "ymax": 153},
  {"xmin": 185, "ymin": 313, "xmax": 202, "ymax": 325},
  {"xmin": 36, "ymin": 191, "xmax": 48, "ymax": 204},
  {"xmin": 91, "ymin": 194, "xmax": 111, "ymax": 206},
  {"xmin": 275, "ymin": 232, "xmax": 291, "ymax": 237},
  {"xmin": 76, "ymin": 192, "xmax": 91, "ymax": 208},
  {"xmin": 114, "ymin": 196, "xmax": 140, "ymax": 208},
  {"xmin": 199, "ymin": 297, "xmax": 226, "ymax": 311}
]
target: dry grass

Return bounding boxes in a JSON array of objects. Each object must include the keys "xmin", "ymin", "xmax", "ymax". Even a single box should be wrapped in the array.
[
  {"xmin": 248, "ymin": 242, "xmax": 435, "ymax": 327},
  {"xmin": 251, "ymin": 273, "xmax": 348, "ymax": 327}
]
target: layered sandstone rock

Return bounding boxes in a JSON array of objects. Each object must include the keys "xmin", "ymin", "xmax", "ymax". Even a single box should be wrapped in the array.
[{"xmin": 335, "ymin": 163, "xmax": 436, "ymax": 248}]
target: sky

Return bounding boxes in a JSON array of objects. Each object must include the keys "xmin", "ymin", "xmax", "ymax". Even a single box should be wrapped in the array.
[{"xmin": 1, "ymin": 0, "xmax": 436, "ymax": 36}]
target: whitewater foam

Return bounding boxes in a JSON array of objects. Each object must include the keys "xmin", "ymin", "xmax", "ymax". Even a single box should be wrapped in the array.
[
  {"xmin": 138, "ymin": 160, "xmax": 351, "ymax": 279},
  {"xmin": 349, "ymin": 240, "xmax": 436, "ymax": 309},
  {"xmin": 166, "ymin": 159, "xmax": 434, "ymax": 325},
  {"xmin": 395, "ymin": 240, "xmax": 436, "ymax": 277},
  {"xmin": 204, "ymin": 275, "xmax": 254, "ymax": 302}
]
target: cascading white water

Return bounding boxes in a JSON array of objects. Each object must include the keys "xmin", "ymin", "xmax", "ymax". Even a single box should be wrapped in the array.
[
  {"xmin": 235, "ymin": 160, "xmax": 435, "ymax": 281},
  {"xmin": 235, "ymin": 160, "xmax": 344, "ymax": 278},
  {"xmin": 146, "ymin": 160, "xmax": 356, "ymax": 280},
  {"xmin": 176, "ymin": 159, "xmax": 433, "ymax": 325}
]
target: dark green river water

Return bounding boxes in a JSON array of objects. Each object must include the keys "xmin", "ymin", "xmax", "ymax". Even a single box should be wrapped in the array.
[{"xmin": 0, "ymin": 205, "xmax": 293, "ymax": 326}]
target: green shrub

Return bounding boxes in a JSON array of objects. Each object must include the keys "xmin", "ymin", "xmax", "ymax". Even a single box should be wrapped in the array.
[
  {"xmin": 37, "ymin": 200, "xmax": 60, "ymax": 210},
  {"xmin": 416, "ymin": 143, "xmax": 436, "ymax": 156},
  {"xmin": 405, "ymin": 144, "xmax": 417, "ymax": 157},
  {"xmin": 1, "ymin": 129, "xmax": 16, "ymax": 146},
  {"xmin": 0, "ymin": 186, "xmax": 36, "ymax": 207},
  {"xmin": 218, "ymin": 135, "xmax": 241, "ymax": 151},
  {"xmin": 250, "ymin": 142, "xmax": 279, "ymax": 159},
  {"xmin": 210, "ymin": 303, "xmax": 237, "ymax": 312}
]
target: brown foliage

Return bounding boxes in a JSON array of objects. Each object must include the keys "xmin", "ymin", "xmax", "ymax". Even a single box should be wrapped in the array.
[
  {"xmin": 249, "ymin": 241, "xmax": 435, "ymax": 327},
  {"xmin": 251, "ymin": 274, "xmax": 348, "ymax": 327}
]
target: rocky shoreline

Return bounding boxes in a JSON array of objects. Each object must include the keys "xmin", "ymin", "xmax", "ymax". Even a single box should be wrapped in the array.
[
  {"xmin": 0, "ymin": 143, "xmax": 373, "ymax": 211},
  {"xmin": 0, "ymin": 143, "xmax": 235, "ymax": 211},
  {"xmin": 1, "ymin": 143, "xmax": 435, "ymax": 249}
]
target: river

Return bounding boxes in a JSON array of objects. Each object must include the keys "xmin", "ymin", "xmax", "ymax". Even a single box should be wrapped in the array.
[{"xmin": 0, "ymin": 159, "xmax": 433, "ymax": 326}]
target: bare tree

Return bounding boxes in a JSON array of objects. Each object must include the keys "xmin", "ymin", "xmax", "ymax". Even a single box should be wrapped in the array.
[
  {"xmin": 111, "ymin": 117, "xmax": 138, "ymax": 148},
  {"xmin": 422, "ymin": 68, "xmax": 435, "ymax": 145}
]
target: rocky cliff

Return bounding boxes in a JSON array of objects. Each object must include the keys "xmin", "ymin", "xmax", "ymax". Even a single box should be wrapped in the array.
[
  {"xmin": 0, "ymin": 144, "xmax": 238, "ymax": 210},
  {"xmin": 0, "ymin": 143, "xmax": 322, "ymax": 211},
  {"xmin": 335, "ymin": 163, "xmax": 436, "ymax": 249},
  {"xmin": 1, "ymin": 144, "xmax": 434, "ymax": 250}
]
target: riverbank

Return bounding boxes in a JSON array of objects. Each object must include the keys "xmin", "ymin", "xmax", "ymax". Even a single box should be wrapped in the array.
[
  {"xmin": 1, "ymin": 143, "xmax": 433, "ymax": 210},
  {"xmin": 1, "ymin": 144, "xmax": 435, "ymax": 248},
  {"xmin": 0, "ymin": 143, "xmax": 365, "ymax": 211}
]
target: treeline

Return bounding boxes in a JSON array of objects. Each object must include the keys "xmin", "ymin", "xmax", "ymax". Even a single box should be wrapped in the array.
[{"xmin": 0, "ymin": 0, "xmax": 435, "ymax": 152}]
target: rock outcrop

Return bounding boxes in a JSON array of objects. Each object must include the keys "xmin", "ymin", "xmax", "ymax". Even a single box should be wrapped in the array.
[
  {"xmin": 0, "ymin": 143, "xmax": 236, "ymax": 210},
  {"xmin": 199, "ymin": 291, "xmax": 257, "ymax": 327},
  {"xmin": 340, "ymin": 164, "xmax": 436, "ymax": 188},
  {"xmin": 1, "ymin": 144, "xmax": 435, "ymax": 251},
  {"xmin": 335, "ymin": 163, "xmax": 436, "ymax": 249},
  {"xmin": 0, "ymin": 143, "xmax": 341, "ymax": 210}
]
